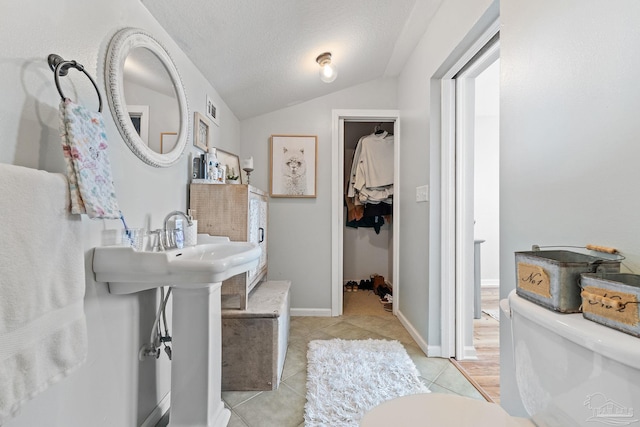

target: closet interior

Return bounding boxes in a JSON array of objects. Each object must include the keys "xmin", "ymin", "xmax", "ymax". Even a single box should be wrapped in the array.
[{"xmin": 343, "ymin": 121, "xmax": 395, "ymax": 315}]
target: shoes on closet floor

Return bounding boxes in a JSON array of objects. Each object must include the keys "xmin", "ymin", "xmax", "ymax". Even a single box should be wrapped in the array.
[
  {"xmin": 379, "ymin": 294, "xmax": 393, "ymax": 304},
  {"xmin": 359, "ymin": 279, "xmax": 374, "ymax": 291},
  {"xmin": 344, "ymin": 281, "xmax": 359, "ymax": 292}
]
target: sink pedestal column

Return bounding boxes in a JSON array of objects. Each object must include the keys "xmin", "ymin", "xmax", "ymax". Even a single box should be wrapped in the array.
[{"xmin": 168, "ymin": 283, "xmax": 230, "ymax": 427}]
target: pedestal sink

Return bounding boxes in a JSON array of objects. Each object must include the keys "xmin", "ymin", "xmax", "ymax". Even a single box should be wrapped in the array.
[{"xmin": 93, "ymin": 236, "xmax": 261, "ymax": 427}]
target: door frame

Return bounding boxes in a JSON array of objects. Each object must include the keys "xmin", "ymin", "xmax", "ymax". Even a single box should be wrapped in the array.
[
  {"xmin": 331, "ymin": 109, "xmax": 400, "ymax": 316},
  {"xmin": 439, "ymin": 20, "xmax": 499, "ymax": 359}
]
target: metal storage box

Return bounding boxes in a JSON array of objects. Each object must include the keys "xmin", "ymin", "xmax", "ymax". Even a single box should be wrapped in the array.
[
  {"xmin": 580, "ymin": 273, "xmax": 640, "ymax": 337},
  {"xmin": 515, "ymin": 250, "xmax": 621, "ymax": 312}
]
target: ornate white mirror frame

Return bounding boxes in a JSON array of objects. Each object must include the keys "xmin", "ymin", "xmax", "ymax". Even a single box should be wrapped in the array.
[{"xmin": 105, "ymin": 27, "xmax": 190, "ymax": 168}]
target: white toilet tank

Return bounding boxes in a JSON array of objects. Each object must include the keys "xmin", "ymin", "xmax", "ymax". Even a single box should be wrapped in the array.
[{"xmin": 507, "ymin": 290, "xmax": 640, "ymax": 426}]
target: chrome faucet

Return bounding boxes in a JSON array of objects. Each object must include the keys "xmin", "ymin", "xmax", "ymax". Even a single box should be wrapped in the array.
[
  {"xmin": 163, "ymin": 210, "xmax": 193, "ymax": 231},
  {"xmin": 149, "ymin": 211, "xmax": 194, "ymax": 251},
  {"xmin": 149, "ymin": 229, "xmax": 166, "ymax": 252}
]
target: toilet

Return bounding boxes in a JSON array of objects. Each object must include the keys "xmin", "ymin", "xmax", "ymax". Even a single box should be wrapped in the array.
[{"xmin": 361, "ymin": 289, "xmax": 640, "ymax": 426}]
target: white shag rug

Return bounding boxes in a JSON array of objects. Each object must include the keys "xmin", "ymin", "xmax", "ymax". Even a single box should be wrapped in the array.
[{"xmin": 304, "ymin": 338, "xmax": 430, "ymax": 427}]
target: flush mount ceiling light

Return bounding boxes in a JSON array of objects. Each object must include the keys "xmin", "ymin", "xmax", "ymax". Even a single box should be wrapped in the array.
[{"xmin": 316, "ymin": 52, "xmax": 338, "ymax": 83}]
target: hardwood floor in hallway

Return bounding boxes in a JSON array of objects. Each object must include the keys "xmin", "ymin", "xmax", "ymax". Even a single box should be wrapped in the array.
[{"xmin": 454, "ymin": 286, "xmax": 500, "ymax": 403}]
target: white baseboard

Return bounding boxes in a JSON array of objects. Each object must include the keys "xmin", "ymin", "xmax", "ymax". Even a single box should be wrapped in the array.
[
  {"xmin": 426, "ymin": 344, "xmax": 442, "ymax": 358},
  {"xmin": 460, "ymin": 345, "xmax": 479, "ymax": 361},
  {"xmin": 290, "ymin": 308, "xmax": 333, "ymax": 317},
  {"xmin": 396, "ymin": 310, "xmax": 430, "ymax": 356},
  {"xmin": 481, "ymin": 279, "xmax": 499, "ymax": 288},
  {"xmin": 140, "ymin": 392, "xmax": 170, "ymax": 427}
]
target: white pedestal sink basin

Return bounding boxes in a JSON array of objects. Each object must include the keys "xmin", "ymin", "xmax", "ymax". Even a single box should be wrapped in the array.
[
  {"xmin": 92, "ymin": 236, "xmax": 261, "ymax": 427},
  {"xmin": 93, "ymin": 237, "xmax": 261, "ymax": 294}
]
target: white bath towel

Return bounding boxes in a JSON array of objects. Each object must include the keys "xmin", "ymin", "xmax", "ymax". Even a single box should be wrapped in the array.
[{"xmin": 0, "ymin": 164, "xmax": 87, "ymax": 424}]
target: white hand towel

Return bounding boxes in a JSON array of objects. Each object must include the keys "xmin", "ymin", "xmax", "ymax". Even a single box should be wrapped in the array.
[
  {"xmin": 0, "ymin": 163, "xmax": 87, "ymax": 424},
  {"xmin": 59, "ymin": 99, "xmax": 120, "ymax": 219}
]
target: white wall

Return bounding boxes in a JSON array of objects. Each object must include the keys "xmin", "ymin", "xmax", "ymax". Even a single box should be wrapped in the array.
[
  {"xmin": 0, "ymin": 0, "xmax": 239, "ymax": 425},
  {"xmin": 474, "ymin": 60, "xmax": 500, "ymax": 285},
  {"xmin": 500, "ymin": 0, "xmax": 640, "ymax": 415},
  {"xmin": 396, "ymin": 0, "xmax": 497, "ymax": 348},
  {"xmin": 240, "ymin": 78, "xmax": 397, "ymax": 312}
]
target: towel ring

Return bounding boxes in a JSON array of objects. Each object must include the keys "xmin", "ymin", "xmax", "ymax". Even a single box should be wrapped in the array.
[{"xmin": 47, "ymin": 54, "xmax": 103, "ymax": 112}]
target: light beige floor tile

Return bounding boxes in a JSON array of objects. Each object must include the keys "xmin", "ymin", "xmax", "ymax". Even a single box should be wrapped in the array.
[
  {"xmin": 374, "ymin": 321, "xmax": 417, "ymax": 345},
  {"xmin": 291, "ymin": 316, "xmax": 341, "ymax": 332},
  {"xmin": 158, "ymin": 313, "xmax": 484, "ymax": 427},
  {"xmin": 342, "ymin": 315, "xmax": 392, "ymax": 333},
  {"xmin": 432, "ymin": 363, "xmax": 486, "ymax": 400},
  {"xmin": 227, "ymin": 410, "xmax": 250, "ymax": 427},
  {"xmin": 282, "ymin": 369, "xmax": 307, "ymax": 397},
  {"xmin": 404, "ymin": 344, "xmax": 451, "ymax": 382},
  {"xmin": 288, "ymin": 328, "xmax": 335, "ymax": 350},
  {"xmin": 281, "ymin": 343, "xmax": 307, "ymax": 380},
  {"xmin": 233, "ymin": 382, "xmax": 305, "ymax": 427},
  {"xmin": 427, "ymin": 382, "xmax": 460, "ymax": 395},
  {"xmin": 289, "ymin": 321, "xmax": 314, "ymax": 342},
  {"xmin": 222, "ymin": 390, "xmax": 262, "ymax": 408},
  {"xmin": 321, "ymin": 320, "xmax": 384, "ymax": 340}
]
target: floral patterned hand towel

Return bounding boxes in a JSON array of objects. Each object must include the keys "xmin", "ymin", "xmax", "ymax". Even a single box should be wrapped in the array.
[{"xmin": 59, "ymin": 99, "xmax": 120, "ymax": 219}]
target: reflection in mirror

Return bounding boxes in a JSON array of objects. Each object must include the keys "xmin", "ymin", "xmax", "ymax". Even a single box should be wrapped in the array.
[
  {"xmin": 123, "ymin": 48, "xmax": 179, "ymax": 153},
  {"xmin": 105, "ymin": 28, "xmax": 189, "ymax": 167}
]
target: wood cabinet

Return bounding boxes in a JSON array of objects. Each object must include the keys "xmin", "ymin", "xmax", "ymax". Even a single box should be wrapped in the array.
[{"xmin": 189, "ymin": 184, "xmax": 268, "ymax": 309}]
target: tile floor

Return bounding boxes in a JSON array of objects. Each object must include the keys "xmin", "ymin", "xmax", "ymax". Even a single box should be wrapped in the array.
[{"xmin": 157, "ymin": 313, "xmax": 485, "ymax": 427}]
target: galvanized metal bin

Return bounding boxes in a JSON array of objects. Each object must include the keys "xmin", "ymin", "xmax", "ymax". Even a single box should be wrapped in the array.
[
  {"xmin": 515, "ymin": 250, "xmax": 621, "ymax": 313},
  {"xmin": 580, "ymin": 273, "xmax": 640, "ymax": 337}
]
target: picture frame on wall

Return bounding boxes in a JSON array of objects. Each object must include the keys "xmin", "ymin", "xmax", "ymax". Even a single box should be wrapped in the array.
[
  {"xmin": 193, "ymin": 112, "xmax": 210, "ymax": 152},
  {"xmin": 270, "ymin": 134, "xmax": 317, "ymax": 198},
  {"xmin": 160, "ymin": 132, "xmax": 178, "ymax": 154},
  {"xmin": 215, "ymin": 148, "xmax": 242, "ymax": 183},
  {"xmin": 206, "ymin": 94, "xmax": 220, "ymax": 127}
]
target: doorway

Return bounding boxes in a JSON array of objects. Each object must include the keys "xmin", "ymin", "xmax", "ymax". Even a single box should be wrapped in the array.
[
  {"xmin": 437, "ymin": 18, "xmax": 499, "ymax": 361},
  {"xmin": 454, "ymin": 56, "xmax": 501, "ymax": 402},
  {"xmin": 331, "ymin": 110, "xmax": 400, "ymax": 317},
  {"xmin": 455, "ymin": 40, "xmax": 500, "ymax": 361},
  {"xmin": 342, "ymin": 121, "xmax": 395, "ymax": 315}
]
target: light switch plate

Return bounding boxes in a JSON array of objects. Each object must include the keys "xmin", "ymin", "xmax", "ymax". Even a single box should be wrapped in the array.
[{"xmin": 416, "ymin": 185, "xmax": 429, "ymax": 202}]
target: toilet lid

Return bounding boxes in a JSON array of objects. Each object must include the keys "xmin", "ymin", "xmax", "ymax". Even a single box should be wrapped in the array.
[{"xmin": 360, "ymin": 393, "xmax": 533, "ymax": 427}]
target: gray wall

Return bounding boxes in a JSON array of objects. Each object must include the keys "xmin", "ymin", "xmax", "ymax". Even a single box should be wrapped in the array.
[
  {"xmin": 396, "ymin": 0, "xmax": 497, "ymax": 349},
  {"xmin": 239, "ymin": 78, "xmax": 397, "ymax": 312},
  {"xmin": 1, "ymin": 0, "xmax": 239, "ymax": 425},
  {"xmin": 500, "ymin": 0, "xmax": 640, "ymax": 415}
]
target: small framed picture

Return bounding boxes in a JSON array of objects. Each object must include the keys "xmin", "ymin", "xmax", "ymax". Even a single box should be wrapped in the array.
[
  {"xmin": 206, "ymin": 95, "xmax": 220, "ymax": 127},
  {"xmin": 215, "ymin": 148, "xmax": 241, "ymax": 183},
  {"xmin": 270, "ymin": 135, "xmax": 317, "ymax": 198},
  {"xmin": 193, "ymin": 112, "xmax": 210, "ymax": 152},
  {"xmin": 160, "ymin": 132, "xmax": 178, "ymax": 154}
]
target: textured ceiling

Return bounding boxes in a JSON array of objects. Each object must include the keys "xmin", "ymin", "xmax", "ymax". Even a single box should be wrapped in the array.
[{"xmin": 141, "ymin": 0, "xmax": 442, "ymax": 120}]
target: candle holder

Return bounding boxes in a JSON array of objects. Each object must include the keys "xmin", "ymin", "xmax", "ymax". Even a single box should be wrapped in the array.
[{"xmin": 243, "ymin": 167, "xmax": 254, "ymax": 184}]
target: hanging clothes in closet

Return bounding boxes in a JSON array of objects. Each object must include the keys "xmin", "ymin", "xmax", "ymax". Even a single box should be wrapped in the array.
[{"xmin": 345, "ymin": 127, "xmax": 393, "ymax": 234}]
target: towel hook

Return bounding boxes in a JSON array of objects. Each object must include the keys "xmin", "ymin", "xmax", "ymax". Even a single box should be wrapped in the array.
[{"xmin": 47, "ymin": 54, "xmax": 103, "ymax": 112}]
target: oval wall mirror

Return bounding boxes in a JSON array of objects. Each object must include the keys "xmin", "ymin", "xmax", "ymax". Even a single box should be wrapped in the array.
[{"xmin": 105, "ymin": 27, "xmax": 189, "ymax": 168}]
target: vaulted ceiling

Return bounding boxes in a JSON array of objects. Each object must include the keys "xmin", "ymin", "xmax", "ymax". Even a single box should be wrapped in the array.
[{"xmin": 141, "ymin": 0, "xmax": 442, "ymax": 120}]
